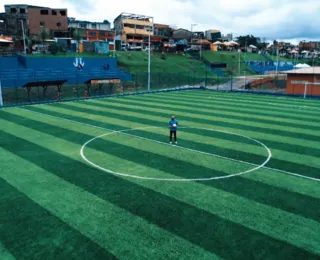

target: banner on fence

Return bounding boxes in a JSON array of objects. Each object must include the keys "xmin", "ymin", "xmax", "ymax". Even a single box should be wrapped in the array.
[
  {"xmin": 91, "ymin": 79, "xmax": 121, "ymax": 84},
  {"xmin": 291, "ymin": 80, "xmax": 308, "ymax": 84}
]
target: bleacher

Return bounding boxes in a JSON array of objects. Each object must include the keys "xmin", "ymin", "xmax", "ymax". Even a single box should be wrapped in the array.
[
  {"xmin": 0, "ymin": 56, "xmax": 132, "ymax": 88},
  {"xmin": 245, "ymin": 60, "xmax": 294, "ymax": 74}
]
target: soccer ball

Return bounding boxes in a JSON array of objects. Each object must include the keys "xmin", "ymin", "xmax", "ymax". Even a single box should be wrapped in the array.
[{"xmin": 173, "ymin": 124, "xmax": 177, "ymax": 127}]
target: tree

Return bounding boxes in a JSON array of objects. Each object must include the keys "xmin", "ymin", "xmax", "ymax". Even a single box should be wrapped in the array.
[
  {"xmin": 73, "ymin": 29, "xmax": 83, "ymax": 53},
  {"xmin": 257, "ymin": 42, "xmax": 268, "ymax": 50},
  {"xmin": 48, "ymin": 42, "xmax": 60, "ymax": 54},
  {"xmin": 236, "ymin": 35, "xmax": 260, "ymax": 48},
  {"xmin": 39, "ymin": 28, "xmax": 49, "ymax": 44}
]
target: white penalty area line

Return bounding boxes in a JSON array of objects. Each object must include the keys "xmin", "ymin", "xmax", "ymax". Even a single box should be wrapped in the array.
[{"xmin": 20, "ymin": 107, "xmax": 320, "ymax": 182}]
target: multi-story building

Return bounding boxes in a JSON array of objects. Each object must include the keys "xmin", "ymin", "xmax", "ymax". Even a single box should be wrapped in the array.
[
  {"xmin": 114, "ymin": 12, "xmax": 153, "ymax": 47},
  {"xmin": 152, "ymin": 23, "xmax": 172, "ymax": 45},
  {"xmin": 2, "ymin": 4, "xmax": 69, "ymax": 40},
  {"xmin": 205, "ymin": 29, "xmax": 221, "ymax": 41},
  {"xmin": 172, "ymin": 28, "xmax": 191, "ymax": 41},
  {"xmin": 68, "ymin": 19, "xmax": 114, "ymax": 43},
  {"xmin": 221, "ymin": 33, "xmax": 233, "ymax": 42},
  {"xmin": 0, "ymin": 14, "xmax": 7, "ymax": 35},
  {"xmin": 299, "ymin": 41, "xmax": 320, "ymax": 51},
  {"xmin": 68, "ymin": 19, "xmax": 111, "ymax": 31}
]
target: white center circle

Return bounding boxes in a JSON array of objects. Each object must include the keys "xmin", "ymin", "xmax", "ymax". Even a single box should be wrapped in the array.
[{"xmin": 80, "ymin": 127, "xmax": 272, "ymax": 182}]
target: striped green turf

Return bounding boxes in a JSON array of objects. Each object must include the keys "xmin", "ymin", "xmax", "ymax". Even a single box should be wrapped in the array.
[{"xmin": 0, "ymin": 90, "xmax": 319, "ymax": 259}]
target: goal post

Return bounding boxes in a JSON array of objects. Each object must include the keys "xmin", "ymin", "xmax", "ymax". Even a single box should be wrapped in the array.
[{"xmin": 292, "ymin": 80, "xmax": 320, "ymax": 98}]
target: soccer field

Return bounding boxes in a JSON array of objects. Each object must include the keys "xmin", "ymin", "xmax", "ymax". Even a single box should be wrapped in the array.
[{"xmin": 0, "ymin": 90, "xmax": 319, "ymax": 259}]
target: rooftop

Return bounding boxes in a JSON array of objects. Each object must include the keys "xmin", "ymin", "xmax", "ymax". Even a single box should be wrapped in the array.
[
  {"xmin": 4, "ymin": 4, "xmax": 66, "ymax": 10},
  {"xmin": 281, "ymin": 67, "xmax": 320, "ymax": 74},
  {"xmin": 154, "ymin": 23, "xmax": 169, "ymax": 29},
  {"xmin": 114, "ymin": 12, "xmax": 153, "ymax": 22},
  {"xmin": 69, "ymin": 19, "xmax": 110, "ymax": 24}
]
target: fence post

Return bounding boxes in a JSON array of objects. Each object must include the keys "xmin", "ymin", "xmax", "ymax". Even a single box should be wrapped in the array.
[
  {"xmin": 205, "ymin": 70, "xmax": 207, "ymax": 88},
  {"xmin": 0, "ymin": 80, "xmax": 3, "ymax": 106},
  {"xmin": 135, "ymin": 73, "xmax": 138, "ymax": 93}
]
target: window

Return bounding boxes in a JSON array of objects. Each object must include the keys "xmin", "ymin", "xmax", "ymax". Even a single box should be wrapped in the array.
[
  {"xmin": 52, "ymin": 10, "xmax": 57, "ymax": 15},
  {"xmin": 10, "ymin": 8, "xmax": 17, "ymax": 14},
  {"xmin": 80, "ymin": 23, "xmax": 86, "ymax": 29},
  {"xmin": 92, "ymin": 23, "xmax": 96, "ymax": 29},
  {"xmin": 60, "ymin": 10, "xmax": 66, "ymax": 16},
  {"xmin": 40, "ymin": 22, "xmax": 45, "ymax": 27},
  {"xmin": 90, "ymin": 31, "xmax": 96, "ymax": 37},
  {"xmin": 19, "ymin": 8, "xmax": 26, "ymax": 14},
  {"xmin": 57, "ymin": 22, "xmax": 61, "ymax": 27},
  {"xmin": 108, "ymin": 31, "xmax": 113, "ymax": 37},
  {"xmin": 40, "ymin": 9, "xmax": 49, "ymax": 15}
]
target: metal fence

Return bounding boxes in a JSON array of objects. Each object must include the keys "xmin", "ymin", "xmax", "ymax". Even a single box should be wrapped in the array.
[{"xmin": 1, "ymin": 71, "xmax": 317, "ymax": 107}]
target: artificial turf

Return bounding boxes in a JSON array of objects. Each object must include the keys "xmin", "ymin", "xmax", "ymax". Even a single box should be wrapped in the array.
[{"xmin": 0, "ymin": 90, "xmax": 319, "ymax": 259}]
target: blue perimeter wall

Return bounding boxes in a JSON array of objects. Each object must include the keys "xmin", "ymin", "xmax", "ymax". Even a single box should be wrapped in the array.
[{"xmin": 0, "ymin": 56, "xmax": 132, "ymax": 88}]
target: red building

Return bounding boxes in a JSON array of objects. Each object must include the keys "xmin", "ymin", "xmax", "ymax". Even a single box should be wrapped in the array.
[
  {"xmin": 84, "ymin": 29, "xmax": 114, "ymax": 42},
  {"xmin": 283, "ymin": 67, "xmax": 320, "ymax": 97},
  {"xmin": 28, "ymin": 6, "xmax": 68, "ymax": 38},
  {"xmin": 3, "ymin": 5, "xmax": 69, "ymax": 40}
]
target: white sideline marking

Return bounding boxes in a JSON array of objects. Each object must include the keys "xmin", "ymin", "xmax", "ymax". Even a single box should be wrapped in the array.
[
  {"xmin": 21, "ymin": 107, "xmax": 320, "ymax": 182},
  {"xmin": 205, "ymin": 96, "xmax": 320, "ymax": 111},
  {"xmin": 80, "ymin": 126, "xmax": 271, "ymax": 181}
]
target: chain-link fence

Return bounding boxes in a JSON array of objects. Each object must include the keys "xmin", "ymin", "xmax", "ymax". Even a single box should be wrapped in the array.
[
  {"xmin": 1, "ymin": 71, "xmax": 215, "ymax": 106},
  {"xmin": 1, "ymin": 71, "xmax": 318, "ymax": 107}
]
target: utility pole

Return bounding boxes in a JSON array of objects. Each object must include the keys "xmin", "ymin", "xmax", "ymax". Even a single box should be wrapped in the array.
[
  {"xmin": 191, "ymin": 24, "xmax": 197, "ymax": 44},
  {"xmin": 20, "ymin": 20, "xmax": 26, "ymax": 55}
]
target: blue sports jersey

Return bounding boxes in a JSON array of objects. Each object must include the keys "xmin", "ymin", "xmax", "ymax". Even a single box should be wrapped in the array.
[{"xmin": 169, "ymin": 119, "xmax": 178, "ymax": 131}]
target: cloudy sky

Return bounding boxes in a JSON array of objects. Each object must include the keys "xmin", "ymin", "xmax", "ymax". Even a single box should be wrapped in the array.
[{"xmin": 1, "ymin": 0, "xmax": 319, "ymax": 43}]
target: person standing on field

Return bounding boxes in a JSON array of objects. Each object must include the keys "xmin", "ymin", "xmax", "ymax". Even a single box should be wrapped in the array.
[{"xmin": 169, "ymin": 115, "xmax": 178, "ymax": 144}]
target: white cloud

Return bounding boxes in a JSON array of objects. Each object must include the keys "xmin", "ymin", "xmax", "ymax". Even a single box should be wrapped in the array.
[{"xmin": 1, "ymin": 0, "xmax": 320, "ymax": 42}]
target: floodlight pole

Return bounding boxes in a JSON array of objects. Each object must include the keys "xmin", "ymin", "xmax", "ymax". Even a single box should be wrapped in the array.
[
  {"xmin": 148, "ymin": 34, "xmax": 151, "ymax": 91},
  {"xmin": 113, "ymin": 29, "xmax": 116, "ymax": 58},
  {"xmin": 147, "ymin": 19, "xmax": 153, "ymax": 92},
  {"xmin": 238, "ymin": 52, "xmax": 241, "ymax": 75},
  {"xmin": 191, "ymin": 24, "xmax": 197, "ymax": 43},
  {"xmin": 275, "ymin": 47, "xmax": 279, "ymax": 77}
]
